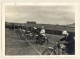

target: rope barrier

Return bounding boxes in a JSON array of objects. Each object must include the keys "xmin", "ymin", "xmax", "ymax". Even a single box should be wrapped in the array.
[{"xmin": 22, "ymin": 35, "xmax": 41, "ymax": 55}]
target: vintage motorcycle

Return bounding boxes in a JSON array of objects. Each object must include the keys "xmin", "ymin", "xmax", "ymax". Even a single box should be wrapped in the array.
[
  {"xmin": 18, "ymin": 28, "xmax": 49, "ymax": 45},
  {"xmin": 42, "ymin": 41, "xmax": 68, "ymax": 55},
  {"xmin": 34, "ymin": 34, "xmax": 49, "ymax": 45}
]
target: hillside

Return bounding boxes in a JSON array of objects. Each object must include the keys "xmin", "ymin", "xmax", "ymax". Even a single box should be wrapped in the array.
[{"xmin": 67, "ymin": 23, "xmax": 75, "ymax": 27}]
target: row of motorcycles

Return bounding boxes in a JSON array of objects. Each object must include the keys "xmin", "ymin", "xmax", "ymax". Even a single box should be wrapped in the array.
[
  {"xmin": 25, "ymin": 31, "xmax": 49, "ymax": 45},
  {"xmin": 16, "ymin": 28, "xmax": 49, "ymax": 45},
  {"xmin": 16, "ymin": 28, "xmax": 68, "ymax": 55}
]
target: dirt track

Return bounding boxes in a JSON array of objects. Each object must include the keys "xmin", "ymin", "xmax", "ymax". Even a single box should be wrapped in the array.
[{"xmin": 5, "ymin": 28, "xmax": 64, "ymax": 55}]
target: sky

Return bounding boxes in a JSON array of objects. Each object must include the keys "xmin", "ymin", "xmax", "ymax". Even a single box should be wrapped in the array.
[{"xmin": 5, "ymin": 6, "xmax": 75, "ymax": 25}]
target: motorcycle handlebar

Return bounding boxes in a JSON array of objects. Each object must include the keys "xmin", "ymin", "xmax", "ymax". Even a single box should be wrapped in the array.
[{"xmin": 57, "ymin": 41, "xmax": 68, "ymax": 44}]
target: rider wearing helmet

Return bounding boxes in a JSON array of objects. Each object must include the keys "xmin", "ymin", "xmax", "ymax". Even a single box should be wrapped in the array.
[
  {"xmin": 40, "ymin": 26, "xmax": 45, "ymax": 36},
  {"xmin": 60, "ymin": 30, "xmax": 75, "ymax": 55},
  {"xmin": 33, "ymin": 27, "xmax": 38, "ymax": 34}
]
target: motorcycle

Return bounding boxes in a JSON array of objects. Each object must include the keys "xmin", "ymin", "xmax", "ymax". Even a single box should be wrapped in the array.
[
  {"xmin": 33, "ymin": 34, "xmax": 49, "ymax": 45},
  {"xmin": 42, "ymin": 41, "xmax": 68, "ymax": 55},
  {"xmin": 19, "ymin": 29, "xmax": 49, "ymax": 45}
]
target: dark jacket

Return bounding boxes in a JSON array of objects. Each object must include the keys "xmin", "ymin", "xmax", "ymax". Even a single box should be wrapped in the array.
[{"xmin": 60, "ymin": 33, "xmax": 75, "ymax": 55}]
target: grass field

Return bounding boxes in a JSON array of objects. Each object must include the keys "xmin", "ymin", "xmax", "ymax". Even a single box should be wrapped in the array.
[{"xmin": 5, "ymin": 28, "xmax": 64, "ymax": 55}]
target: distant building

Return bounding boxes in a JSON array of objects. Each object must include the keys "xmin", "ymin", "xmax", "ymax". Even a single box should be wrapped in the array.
[
  {"xmin": 26, "ymin": 21, "xmax": 36, "ymax": 27},
  {"xmin": 27, "ymin": 21, "xmax": 36, "ymax": 24}
]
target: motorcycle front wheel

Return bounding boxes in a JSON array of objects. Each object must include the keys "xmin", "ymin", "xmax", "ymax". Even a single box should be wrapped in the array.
[
  {"xmin": 42, "ymin": 38, "xmax": 49, "ymax": 45},
  {"xmin": 42, "ymin": 48, "xmax": 56, "ymax": 55}
]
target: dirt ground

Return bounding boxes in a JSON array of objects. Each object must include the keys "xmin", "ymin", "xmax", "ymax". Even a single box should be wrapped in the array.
[{"xmin": 5, "ymin": 28, "xmax": 64, "ymax": 55}]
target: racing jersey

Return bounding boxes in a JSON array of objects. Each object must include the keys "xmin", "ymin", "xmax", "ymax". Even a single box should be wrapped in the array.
[{"xmin": 40, "ymin": 29, "xmax": 45, "ymax": 36}]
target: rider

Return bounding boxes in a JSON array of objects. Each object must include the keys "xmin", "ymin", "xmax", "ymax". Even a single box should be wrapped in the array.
[
  {"xmin": 40, "ymin": 26, "xmax": 45, "ymax": 37},
  {"xmin": 38, "ymin": 26, "xmax": 46, "ymax": 44},
  {"xmin": 31, "ymin": 27, "xmax": 39, "ymax": 41},
  {"xmin": 33, "ymin": 27, "xmax": 38, "ymax": 34},
  {"xmin": 60, "ymin": 30, "xmax": 75, "ymax": 55},
  {"xmin": 35, "ymin": 26, "xmax": 46, "ymax": 44}
]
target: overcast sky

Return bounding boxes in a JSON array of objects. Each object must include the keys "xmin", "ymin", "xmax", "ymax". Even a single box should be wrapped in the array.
[{"xmin": 5, "ymin": 6, "xmax": 75, "ymax": 25}]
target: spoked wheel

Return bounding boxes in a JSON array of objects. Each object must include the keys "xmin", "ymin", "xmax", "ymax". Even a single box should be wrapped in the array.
[
  {"xmin": 42, "ymin": 48, "xmax": 54, "ymax": 55},
  {"xmin": 42, "ymin": 39, "xmax": 48, "ymax": 46}
]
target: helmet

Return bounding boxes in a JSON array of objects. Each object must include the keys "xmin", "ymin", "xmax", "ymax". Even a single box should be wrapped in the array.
[{"xmin": 62, "ymin": 30, "xmax": 68, "ymax": 35}]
